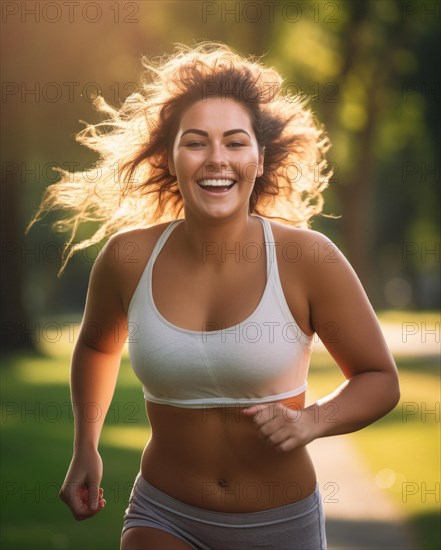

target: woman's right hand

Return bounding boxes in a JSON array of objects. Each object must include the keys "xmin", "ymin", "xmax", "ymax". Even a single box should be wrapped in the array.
[{"xmin": 59, "ymin": 448, "xmax": 106, "ymax": 520}]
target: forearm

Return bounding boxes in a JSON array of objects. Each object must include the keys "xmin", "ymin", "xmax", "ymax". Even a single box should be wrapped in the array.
[
  {"xmin": 70, "ymin": 341, "xmax": 121, "ymax": 451},
  {"xmin": 305, "ymin": 371, "xmax": 400, "ymax": 439}
]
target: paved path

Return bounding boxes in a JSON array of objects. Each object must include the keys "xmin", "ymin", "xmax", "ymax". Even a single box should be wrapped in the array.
[
  {"xmin": 313, "ymin": 320, "xmax": 440, "ymax": 357},
  {"xmin": 378, "ymin": 321, "xmax": 440, "ymax": 357},
  {"xmin": 305, "ymin": 319, "xmax": 436, "ymax": 549},
  {"xmin": 308, "ymin": 435, "xmax": 417, "ymax": 549}
]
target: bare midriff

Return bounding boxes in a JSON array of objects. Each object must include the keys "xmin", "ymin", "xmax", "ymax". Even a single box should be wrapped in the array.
[{"xmin": 140, "ymin": 393, "xmax": 317, "ymax": 513}]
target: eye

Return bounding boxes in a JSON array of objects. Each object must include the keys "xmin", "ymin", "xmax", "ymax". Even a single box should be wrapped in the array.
[
  {"xmin": 186, "ymin": 141, "xmax": 205, "ymax": 148},
  {"xmin": 227, "ymin": 142, "xmax": 246, "ymax": 148}
]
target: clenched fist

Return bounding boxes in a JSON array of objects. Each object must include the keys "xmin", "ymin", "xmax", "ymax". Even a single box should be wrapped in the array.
[{"xmin": 241, "ymin": 403, "xmax": 318, "ymax": 452}]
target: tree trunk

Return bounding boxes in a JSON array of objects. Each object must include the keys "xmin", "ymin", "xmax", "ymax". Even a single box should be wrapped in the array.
[{"xmin": 0, "ymin": 174, "xmax": 35, "ymax": 352}]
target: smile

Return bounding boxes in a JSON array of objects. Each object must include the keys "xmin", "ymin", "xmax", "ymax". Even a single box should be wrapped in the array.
[{"xmin": 197, "ymin": 179, "xmax": 237, "ymax": 193}]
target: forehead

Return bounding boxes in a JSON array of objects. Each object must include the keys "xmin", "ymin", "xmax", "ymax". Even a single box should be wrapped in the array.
[{"xmin": 178, "ymin": 97, "xmax": 253, "ymax": 130}]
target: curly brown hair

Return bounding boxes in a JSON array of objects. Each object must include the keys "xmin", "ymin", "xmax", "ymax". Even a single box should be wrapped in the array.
[{"xmin": 28, "ymin": 41, "xmax": 332, "ymax": 272}]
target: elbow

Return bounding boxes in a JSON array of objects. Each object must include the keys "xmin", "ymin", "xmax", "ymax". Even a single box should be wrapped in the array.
[
  {"xmin": 390, "ymin": 386, "xmax": 401, "ymax": 413},
  {"xmin": 385, "ymin": 371, "xmax": 401, "ymax": 413}
]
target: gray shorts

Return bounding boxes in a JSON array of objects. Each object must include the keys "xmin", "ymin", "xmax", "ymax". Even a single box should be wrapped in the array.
[{"xmin": 122, "ymin": 473, "xmax": 327, "ymax": 549}]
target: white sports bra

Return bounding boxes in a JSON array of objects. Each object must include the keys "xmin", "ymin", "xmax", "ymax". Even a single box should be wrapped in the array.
[{"xmin": 128, "ymin": 215, "xmax": 313, "ymax": 408}]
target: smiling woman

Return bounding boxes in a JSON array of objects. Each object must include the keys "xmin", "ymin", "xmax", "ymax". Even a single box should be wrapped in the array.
[
  {"xmin": 29, "ymin": 42, "xmax": 400, "ymax": 550},
  {"xmin": 27, "ymin": 41, "xmax": 331, "ymax": 273}
]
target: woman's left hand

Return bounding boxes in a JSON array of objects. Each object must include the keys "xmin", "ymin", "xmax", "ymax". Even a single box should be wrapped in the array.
[{"xmin": 241, "ymin": 403, "xmax": 317, "ymax": 452}]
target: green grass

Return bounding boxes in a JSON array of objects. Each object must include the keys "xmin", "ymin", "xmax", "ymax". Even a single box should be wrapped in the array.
[
  {"xmin": 1, "ymin": 314, "xmax": 440, "ymax": 549},
  {"xmin": 1, "ymin": 350, "xmax": 146, "ymax": 550},
  {"xmin": 308, "ymin": 351, "xmax": 440, "ymax": 550}
]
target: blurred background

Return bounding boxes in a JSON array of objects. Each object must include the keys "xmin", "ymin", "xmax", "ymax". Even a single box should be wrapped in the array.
[{"xmin": 1, "ymin": 1, "xmax": 439, "ymax": 549}]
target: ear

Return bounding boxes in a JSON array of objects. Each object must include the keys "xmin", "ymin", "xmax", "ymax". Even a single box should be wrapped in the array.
[{"xmin": 257, "ymin": 147, "xmax": 265, "ymax": 177}]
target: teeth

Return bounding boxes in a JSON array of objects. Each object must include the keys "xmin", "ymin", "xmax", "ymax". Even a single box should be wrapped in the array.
[{"xmin": 198, "ymin": 179, "xmax": 236, "ymax": 188}]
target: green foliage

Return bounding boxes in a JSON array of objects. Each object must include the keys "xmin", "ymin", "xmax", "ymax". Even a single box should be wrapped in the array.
[
  {"xmin": 3, "ymin": 0, "xmax": 437, "ymax": 318},
  {"xmin": 1, "ymin": 352, "xmax": 145, "ymax": 550}
]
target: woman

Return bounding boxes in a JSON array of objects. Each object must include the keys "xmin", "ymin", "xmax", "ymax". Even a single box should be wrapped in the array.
[{"xmin": 33, "ymin": 43, "xmax": 400, "ymax": 549}]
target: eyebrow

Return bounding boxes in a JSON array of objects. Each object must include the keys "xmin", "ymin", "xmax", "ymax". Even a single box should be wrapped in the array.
[{"xmin": 180, "ymin": 129, "xmax": 251, "ymax": 139}]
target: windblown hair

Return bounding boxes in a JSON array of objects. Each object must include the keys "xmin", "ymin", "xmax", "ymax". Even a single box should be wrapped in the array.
[{"xmin": 28, "ymin": 41, "xmax": 332, "ymax": 272}]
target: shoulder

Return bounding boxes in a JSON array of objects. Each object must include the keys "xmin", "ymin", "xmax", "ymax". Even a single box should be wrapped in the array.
[
  {"xmin": 90, "ymin": 221, "xmax": 178, "ymax": 313},
  {"xmin": 267, "ymin": 219, "xmax": 360, "ymax": 298},
  {"xmin": 266, "ymin": 219, "xmax": 340, "ymax": 265},
  {"xmin": 99, "ymin": 222, "xmax": 173, "ymax": 267}
]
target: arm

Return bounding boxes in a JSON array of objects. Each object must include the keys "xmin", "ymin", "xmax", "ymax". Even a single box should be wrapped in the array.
[
  {"xmin": 242, "ymin": 232, "xmax": 400, "ymax": 451},
  {"xmin": 59, "ymin": 236, "xmax": 128, "ymax": 519},
  {"xmin": 304, "ymin": 232, "xmax": 400, "ymax": 438}
]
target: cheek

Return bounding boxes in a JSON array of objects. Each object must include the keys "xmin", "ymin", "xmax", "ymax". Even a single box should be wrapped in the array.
[
  {"xmin": 173, "ymin": 151, "xmax": 199, "ymax": 175},
  {"xmin": 238, "ymin": 156, "xmax": 262, "ymax": 182}
]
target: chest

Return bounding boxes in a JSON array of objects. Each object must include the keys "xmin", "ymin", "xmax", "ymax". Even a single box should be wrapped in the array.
[{"xmin": 152, "ymin": 253, "xmax": 267, "ymax": 332}]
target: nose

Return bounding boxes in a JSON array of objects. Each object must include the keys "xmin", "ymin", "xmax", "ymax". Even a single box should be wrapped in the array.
[{"xmin": 204, "ymin": 142, "xmax": 227, "ymax": 173}]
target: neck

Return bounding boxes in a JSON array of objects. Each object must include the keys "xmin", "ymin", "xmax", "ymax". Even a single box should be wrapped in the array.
[{"xmin": 178, "ymin": 211, "xmax": 261, "ymax": 268}]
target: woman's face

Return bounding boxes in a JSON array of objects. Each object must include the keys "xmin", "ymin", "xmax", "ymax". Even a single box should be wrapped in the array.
[{"xmin": 168, "ymin": 97, "xmax": 264, "ymax": 222}]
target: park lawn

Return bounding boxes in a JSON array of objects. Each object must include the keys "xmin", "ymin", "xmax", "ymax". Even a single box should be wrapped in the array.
[
  {"xmin": 1, "ymin": 349, "xmax": 146, "ymax": 550},
  {"xmin": 308, "ymin": 351, "xmax": 440, "ymax": 550}
]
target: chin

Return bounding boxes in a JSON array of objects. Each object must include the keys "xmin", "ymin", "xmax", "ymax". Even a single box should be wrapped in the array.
[{"xmin": 195, "ymin": 205, "xmax": 243, "ymax": 221}]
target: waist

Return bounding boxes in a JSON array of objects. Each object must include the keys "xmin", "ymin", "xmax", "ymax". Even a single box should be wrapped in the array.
[
  {"xmin": 141, "ymin": 395, "xmax": 317, "ymax": 512},
  {"xmin": 145, "ymin": 393, "xmax": 307, "ymax": 436}
]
